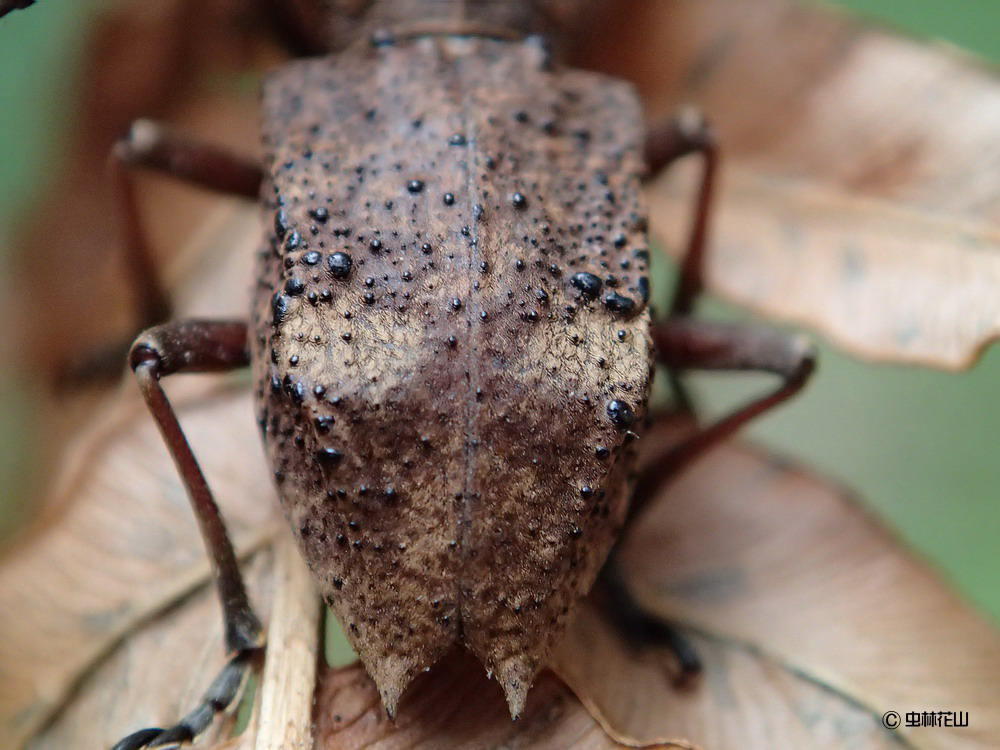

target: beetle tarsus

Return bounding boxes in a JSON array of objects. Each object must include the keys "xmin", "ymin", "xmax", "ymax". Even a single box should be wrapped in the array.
[
  {"xmin": 110, "ymin": 651, "xmax": 257, "ymax": 750},
  {"xmin": 110, "ymin": 728, "xmax": 163, "ymax": 750}
]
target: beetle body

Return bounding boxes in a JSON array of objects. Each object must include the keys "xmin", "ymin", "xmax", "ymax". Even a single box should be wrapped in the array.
[{"xmin": 252, "ymin": 32, "xmax": 653, "ymax": 715}]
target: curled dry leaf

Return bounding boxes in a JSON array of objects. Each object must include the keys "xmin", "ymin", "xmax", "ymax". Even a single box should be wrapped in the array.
[
  {"xmin": 28, "ymin": 530, "xmax": 320, "ymax": 750},
  {"xmin": 649, "ymin": 166, "xmax": 1000, "ymax": 369},
  {"xmin": 0, "ymin": 378, "xmax": 279, "ymax": 748},
  {"xmin": 572, "ymin": 0, "xmax": 1000, "ymax": 369},
  {"xmin": 7, "ymin": 361, "xmax": 997, "ymax": 749},
  {"xmin": 10, "ymin": 310, "xmax": 997, "ymax": 748},
  {"xmin": 27, "ymin": 549, "xmax": 276, "ymax": 750},
  {"xmin": 551, "ymin": 418, "xmax": 1000, "ymax": 749}
]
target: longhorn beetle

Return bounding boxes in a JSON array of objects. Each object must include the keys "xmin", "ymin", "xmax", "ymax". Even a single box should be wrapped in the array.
[{"xmin": 3, "ymin": 1, "xmax": 815, "ymax": 747}]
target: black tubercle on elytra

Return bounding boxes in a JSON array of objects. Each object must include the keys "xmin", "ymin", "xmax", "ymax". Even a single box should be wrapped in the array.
[
  {"xmin": 271, "ymin": 292, "xmax": 291, "ymax": 324},
  {"xmin": 327, "ymin": 252, "xmax": 353, "ymax": 279},
  {"xmin": 603, "ymin": 292, "xmax": 636, "ymax": 316},
  {"xmin": 606, "ymin": 400, "xmax": 635, "ymax": 429},
  {"xmin": 274, "ymin": 209, "xmax": 290, "ymax": 239},
  {"xmin": 569, "ymin": 272, "xmax": 602, "ymax": 301}
]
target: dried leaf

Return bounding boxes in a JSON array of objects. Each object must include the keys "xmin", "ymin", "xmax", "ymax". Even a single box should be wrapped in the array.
[
  {"xmin": 27, "ymin": 549, "xmax": 275, "ymax": 750},
  {"xmin": 0, "ymin": 374, "xmax": 280, "ymax": 747},
  {"xmin": 311, "ymin": 655, "xmax": 636, "ymax": 749},
  {"xmin": 2, "ymin": 0, "xmax": 277, "ymax": 519},
  {"xmin": 9, "ymin": 365, "xmax": 997, "ymax": 747},
  {"xmin": 559, "ymin": 610, "xmax": 899, "ymax": 750},
  {"xmin": 552, "ymin": 418, "xmax": 1000, "ymax": 749},
  {"xmin": 649, "ymin": 166, "xmax": 1000, "ymax": 368},
  {"xmin": 573, "ymin": 0, "xmax": 1000, "ymax": 369}
]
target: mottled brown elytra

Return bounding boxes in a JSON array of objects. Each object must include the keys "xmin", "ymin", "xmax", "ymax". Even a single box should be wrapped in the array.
[{"xmin": 3, "ymin": 2, "xmax": 815, "ymax": 748}]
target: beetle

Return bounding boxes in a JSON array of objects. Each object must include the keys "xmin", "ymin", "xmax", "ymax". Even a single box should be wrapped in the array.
[{"xmin": 3, "ymin": 1, "xmax": 815, "ymax": 747}]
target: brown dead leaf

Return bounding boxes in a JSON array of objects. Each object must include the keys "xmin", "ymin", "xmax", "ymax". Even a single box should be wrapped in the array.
[
  {"xmin": 25, "ymin": 530, "xmax": 320, "ymax": 750},
  {"xmin": 0, "ymin": 376, "xmax": 279, "ymax": 747},
  {"xmin": 572, "ymin": 0, "xmax": 1000, "ymax": 369},
  {"xmin": 559, "ymin": 611, "xmax": 901, "ymax": 750},
  {"xmin": 552, "ymin": 418, "xmax": 1000, "ymax": 749},
  {"xmin": 27, "ymin": 549, "xmax": 275, "ymax": 750},
  {"xmin": 650, "ymin": 166, "xmax": 1000, "ymax": 368}
]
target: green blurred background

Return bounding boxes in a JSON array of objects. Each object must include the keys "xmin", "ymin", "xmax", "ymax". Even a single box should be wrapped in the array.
[{"xmin": 0, "ymin": 0, "xmax": 998, "ymax": 627}]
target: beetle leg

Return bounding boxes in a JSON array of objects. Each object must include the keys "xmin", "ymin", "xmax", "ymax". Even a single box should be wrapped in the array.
[
  {"xmin": 599, "ymin": 317, "xmax": 813, "ymax": 683},
  {"xmin": 111, "ymin": 653, "xmax": 254, "ymax": 750},
  {"xmin": 112, "ymin": 320, "xmax": 263, "ymax": 750},
  {"xmin": 67, "ymin": 123, "xmax": 263, "ymax": 383},
  {"xmin": 597, "ymin": 554, "xmax": 702, "ymax": 686},
  {"xmin": 114, "ymin": 119, "xmax": 263, "ymax": 200},
  {"xmin": 643, "ymin": 111, "xmax": 719, "ymax": 412},
  {"xmin": 631, "ymin": 316, "xmax": 816, "ymax": 523},
  {"xmin": 111, "ymin": 119, "xmax": 262, "ymax": 327},
  {"xmin": 643, "ymin": 109, "xmax": 718, "ymax": 318}
]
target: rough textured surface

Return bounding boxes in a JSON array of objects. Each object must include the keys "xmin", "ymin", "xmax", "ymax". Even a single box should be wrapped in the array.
[{"xmin": 251, "ymin": 36, "xmax": 651, "ymax": 715}]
